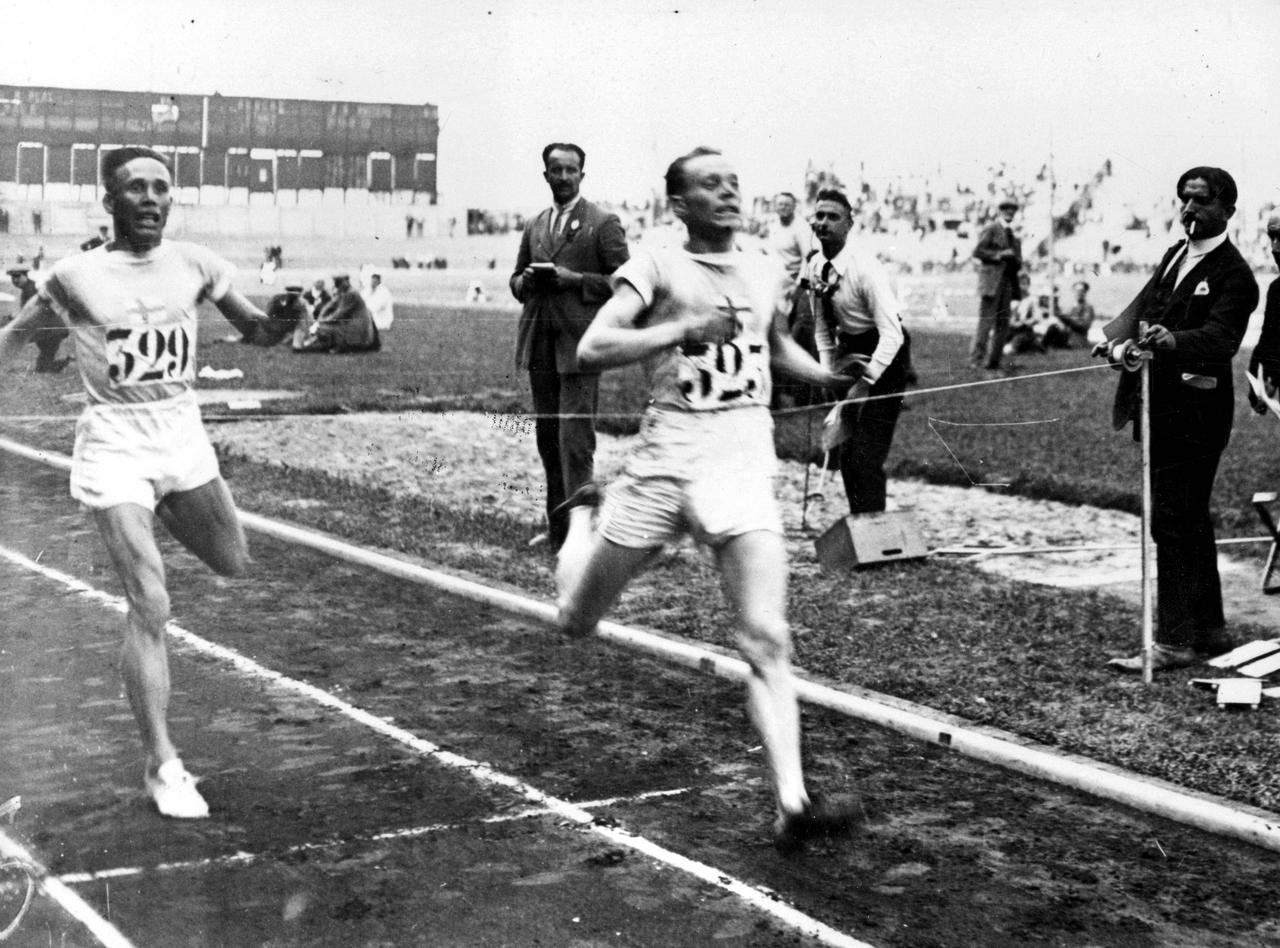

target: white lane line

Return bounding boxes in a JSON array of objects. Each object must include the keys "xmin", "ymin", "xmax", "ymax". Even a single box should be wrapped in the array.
[
  {"xmin": 57, "ymin": 811, "xmax": 556, "ymax": 885},
  {"xmin": 0, "ymin": 829, "xmax": 137, "ymax": 948},
  {"xmin": 0, "ymin": 544, "xmax": 875, "ymax": 948},
  {"xmin": 56, "ymin": 786, "xmax": 699, "ymax": 886}
]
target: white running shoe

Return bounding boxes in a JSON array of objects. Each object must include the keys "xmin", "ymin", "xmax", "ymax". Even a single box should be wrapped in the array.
[{"xmin": 145, "ymin": 759, "xmax": 210, "ymax": 819}]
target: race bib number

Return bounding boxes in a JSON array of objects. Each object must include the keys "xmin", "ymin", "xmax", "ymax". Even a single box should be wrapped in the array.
[
  {"xmin": 677, "ymin": 336, "xmax": 768, "ymax": 409},
  {"xmin": 105, "ymin": 324, "xmax": 192, "ymax": 387}
]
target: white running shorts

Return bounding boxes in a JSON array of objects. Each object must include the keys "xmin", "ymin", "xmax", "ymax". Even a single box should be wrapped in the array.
[
  {"xmin": 70, "ymin": 393, "xmax": 220, "ymax": 511},
  {"xmin": 598, "ymin": 406, "xmax": 782, "ymax": 549}
]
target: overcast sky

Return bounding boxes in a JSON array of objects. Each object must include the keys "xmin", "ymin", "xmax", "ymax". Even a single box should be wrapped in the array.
[{"xmin": 6, "ymin": 0, "xmax": 1279, "ymax": 213}]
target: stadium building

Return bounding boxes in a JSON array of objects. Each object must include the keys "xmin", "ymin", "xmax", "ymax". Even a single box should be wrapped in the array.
[{"xmin": 0, "ymin": 84, "xmax": 442, "ymax": 238}]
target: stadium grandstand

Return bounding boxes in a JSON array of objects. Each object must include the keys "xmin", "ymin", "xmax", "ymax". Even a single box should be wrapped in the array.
[{"xmin": 0, "ymin": 84, "xmax": 443, "ymax": 239}]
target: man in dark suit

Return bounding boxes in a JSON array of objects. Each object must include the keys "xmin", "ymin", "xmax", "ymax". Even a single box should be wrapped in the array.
[
  {"xmin": 9, "ymin": 266, "xmax": 68, "ymax": 372},
  {"xmin": 511, "ymin": 142, "xmax": 629, "ymax": 549},
  {"xmin": 1246, "ymin": 213, "xmax": 1280, "ymax": 412},
  {"xmin": 1099, "ymin": 167, "xmax": 1259, "ymax": 673},
  {"xmin": 970, "ymin": 197, "xmax": 1022, "ymax": 371},
  {"xmin": 80, "ymin": 225, "xmax": 110, "ymax": 252},
  {"xmin": 301, "ymin": 273, "xmax": 380, "ymax": 353}
]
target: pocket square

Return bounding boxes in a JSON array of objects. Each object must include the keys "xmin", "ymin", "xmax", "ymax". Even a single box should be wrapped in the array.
[{"xmin": 1193, "ymin": 280, "xmax": 1210, "ymax": 296}]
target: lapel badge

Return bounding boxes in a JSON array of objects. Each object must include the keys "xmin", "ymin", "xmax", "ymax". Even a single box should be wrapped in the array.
[{"xmin": 1193, "ymin": 280, "xmax": 1210, "ymax": 296}]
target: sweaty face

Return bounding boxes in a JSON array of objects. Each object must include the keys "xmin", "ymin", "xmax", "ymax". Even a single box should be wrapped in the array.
[
  {"xmin": 543, "ymin": 149, "xmax": 583, "ymax": 205},
  {"xmin": 106, "ymin": 157, "xmax": 172, "ymax": 247},
  {"xmin": 673, "ymin": 154, "xmax": 741, "ymax": 233},
  {"xmin": 1177, "ymin": 177, "xmax": 1232, "ymax": 239},
  {"xmin": 810, "ymin": 200, "xmax": 852, "ymax": 249}
]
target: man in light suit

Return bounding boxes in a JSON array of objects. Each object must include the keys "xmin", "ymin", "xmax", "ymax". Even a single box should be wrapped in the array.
[
  {"xmin": 970, "ymin": 197, "xmax": 1022, "ymax": 371},
  {"xmin": 1099, "ymin": 166, "xmax": 1259, "ymax": 673},
  {"xmin": 511, "ymin": 142, "xmax": 629, "ymax": 550}
]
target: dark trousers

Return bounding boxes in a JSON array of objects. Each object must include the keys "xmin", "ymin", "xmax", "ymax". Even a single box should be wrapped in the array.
[
  {"xmin": 529, "ymin": 346, "xmax": 599, "ymax": 549},
  {"xmin": 772, "ymin": 292, "xmax": 818, "ymax": 408},
  {"xmin": 837, "ymin": 330, "xmax": 911, "ymax": 514},
  {"xmin": 34, "ymin": 324, "xmax": 68, "ymax": 370},
  {"xmin": 971, "ymin": 285, "xmax": 1012, "ymax": 369},
  {"xmin": 1150, "ymin": 438, "xmax": 1226, "ymax": 648}
]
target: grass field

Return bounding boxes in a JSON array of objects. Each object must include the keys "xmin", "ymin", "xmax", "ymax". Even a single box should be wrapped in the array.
[
  {"xmin": 205, "ymin": 266, "xmax": 1276, "ymax": 540},
  {"xmin": 8, "ymin": 259, "xmax": 1276, "ymax": 537}
]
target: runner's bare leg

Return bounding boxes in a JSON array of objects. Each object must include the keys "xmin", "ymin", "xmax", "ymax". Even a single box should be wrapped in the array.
[
  {"xmin": 557, "ymin": 531, "xmax": 656, "ymax": 636},
  {"xmin": 156, "ymin": 477, "xmax": 250, "ymax": 576},
  {"xmin": 94, "ymin": 504, "xmax": 178, "ymax": 769},
  {"xmin": 716, "ymin": 529, "xmax": 808, "ymax": 816}
]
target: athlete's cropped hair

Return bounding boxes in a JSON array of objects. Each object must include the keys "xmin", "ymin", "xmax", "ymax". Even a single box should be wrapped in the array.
[{"xmin": 101, "ymin": 147, "xmax": 173, "ymax": 194}]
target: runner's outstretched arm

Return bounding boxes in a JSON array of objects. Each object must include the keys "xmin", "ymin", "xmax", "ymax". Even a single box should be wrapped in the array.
[
  {"xmin": 214, "ymin": 289, "xmax": 281, "ymax": 347},
  {"xmin": 0, "ymin": 297, "xmax": 59, "ymax": 367}
]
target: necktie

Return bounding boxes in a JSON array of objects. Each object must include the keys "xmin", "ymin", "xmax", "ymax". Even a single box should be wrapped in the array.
[
  {"xmin": 551, "ymin": 207, "xmax": 567, "ymax": 239},
  {"xmin": 1147, "ymin": 246, "xmax": 1187, "ymax": 322},
  {"xmin": 820, "ymin": 261, "xmax": 838, "ymax": 334}
]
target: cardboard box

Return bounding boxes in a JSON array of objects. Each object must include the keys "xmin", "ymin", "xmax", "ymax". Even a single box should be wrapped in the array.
[{"xmin": 815, "ymin": 511, "xmax": 929, "ymax": 573}]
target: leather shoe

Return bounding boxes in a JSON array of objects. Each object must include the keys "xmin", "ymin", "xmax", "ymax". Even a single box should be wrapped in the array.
[
  {"xmin": 1195, "ymin": 629, "xmax": 1236, "ymax": 658},
  {"xmin": 773, "ymin": 792, "xmax": 866, "ymax": 855},
  {"xmin": 551, "ymin": 481, "xmax": 602, "ymax": 518},
  {"xmin": 1107, "ymin": 644, "xmax": 1199, "ymax": 673}
]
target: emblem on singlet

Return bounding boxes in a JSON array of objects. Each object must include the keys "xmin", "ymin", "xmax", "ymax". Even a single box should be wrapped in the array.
[{"xmin": 677, "ymin": 295, "xmax": 768, "ymax": 408}]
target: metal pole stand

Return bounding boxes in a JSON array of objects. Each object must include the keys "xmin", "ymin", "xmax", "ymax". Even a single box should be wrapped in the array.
[{"xmin": 1127, "ymin": 323, "xmax": 1157, "ymax": 683}]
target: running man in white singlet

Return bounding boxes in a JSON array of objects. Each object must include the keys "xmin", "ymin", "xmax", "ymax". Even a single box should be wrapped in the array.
[
  {"xmin": 556, "ymin": 148, "xmax": 865, "ymax": 854},
  {"xmin": 0, "ymin": 147, "xmax": 287, "ymax": 819}
]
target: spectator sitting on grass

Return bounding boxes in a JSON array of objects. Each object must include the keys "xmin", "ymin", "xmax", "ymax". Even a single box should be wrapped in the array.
[
  {"xmin": 1004, "ymin": 272, "xmax": 1045, "ymax": 355},
  {"xmin": 298, "ymin": 273, "xmax": 380, "ymax": 353},
  {"xmin": 1053, "ymin": 280, "xmax": 1097, "ymax": 349},
  {"xmin": 302, "ymin": 277, "xmax": 331, "ymax": 322},
  {"xmin": 218, "ymin": 285, "xmax": 308, "ymax": 347}
]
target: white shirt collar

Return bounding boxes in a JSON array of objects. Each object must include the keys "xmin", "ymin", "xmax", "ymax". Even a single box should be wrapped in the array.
[
  {"xmin": 552, "ymin": 195, "xmax": 582, "ymax": 215},
  {"xmin": 1187, "ymin": 230, "xmax": 1227, "ymax": 256},
  {"xmin": 818, "ymin": 240, "xmax": 853, "ymax": 272}
]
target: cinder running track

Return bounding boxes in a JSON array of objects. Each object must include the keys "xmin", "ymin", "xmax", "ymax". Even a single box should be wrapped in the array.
[{"xmin": 2, "ymin": 449, "xmax": 1278, "ymax": 948}]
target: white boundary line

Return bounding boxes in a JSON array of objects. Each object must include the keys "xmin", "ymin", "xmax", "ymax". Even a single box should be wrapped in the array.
[
  {"xmin": 0, "ymin": 829, "xmax": 137, "ymax": 948},
  {"xmin": 0, "ymin": 544, "xmax": 874, "ymax": 948},
  {"xmin": 4, "ymin": 438, "xmax": 1280, "ymax": 850},
  {"xmin": 55, "ymin": 787, "xmax": 699, "ymax": 885}
]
